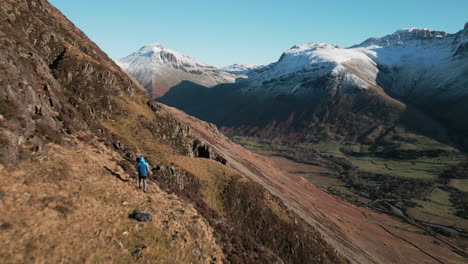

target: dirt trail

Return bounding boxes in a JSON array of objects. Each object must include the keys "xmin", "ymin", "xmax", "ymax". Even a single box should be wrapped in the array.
[{"xmin": 162, "ymin": 104, "xmax": 467, "ymax": 264}]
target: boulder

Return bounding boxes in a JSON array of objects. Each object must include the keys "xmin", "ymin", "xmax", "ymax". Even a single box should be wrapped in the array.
[{"xmin": 128, "ymin": 210, "xmax": 152, "ymax": 222}]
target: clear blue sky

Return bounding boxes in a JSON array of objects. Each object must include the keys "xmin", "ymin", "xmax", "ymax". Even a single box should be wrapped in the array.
[{"xmin": 50, "ymin": 0, "xmax": 468, "ymax": 67}]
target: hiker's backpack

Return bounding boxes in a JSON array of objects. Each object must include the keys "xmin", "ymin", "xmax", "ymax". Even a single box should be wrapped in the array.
[{"xmin": 137, "ymin": 163, "xmax": 148, "ymax": 177}]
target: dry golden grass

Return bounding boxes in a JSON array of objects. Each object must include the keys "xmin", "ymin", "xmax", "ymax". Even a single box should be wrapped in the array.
[
  {"xmin": 101, "ymin": 96, "xmax": 243, "ymax": 215},
  {"xmin": 62, "ymin": 42, "xmax": 101, "ymax": 66},
  {"xmin": 168, "ymin": 155, "xmax": 234, "ymax": 214},
  {"xmin": 0, "ymin": 136, "xmax": 223, "ymax": 263},
  {"xmin": 102, "ymin": 97, "xmax": 177, "ymax": 163},
  {"xmin": 115, "ymin": 97, "xmax": 159, "ymax": 121}
]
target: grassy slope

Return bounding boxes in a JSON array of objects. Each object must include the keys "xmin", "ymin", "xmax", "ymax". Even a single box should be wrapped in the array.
[
  {"xmin": 450, "ymin": 179, "xmax": 468, "ymax": 192},
  {"xmin": 1, "ymin": 90, "xmax": 348, "ymax": 263},
  {"xmin": 0, "ymin": 138, "xmax": 223, "ymax": 263},
  {"xmin": 101, "ymin": 96, "xmax": 347, "ymax": 264},
  {"xmin": 100, "ymin": 97, "xmax": 232, "ymax": 214}
]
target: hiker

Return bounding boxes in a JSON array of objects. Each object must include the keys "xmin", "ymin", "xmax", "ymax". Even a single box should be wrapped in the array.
[{"xmin": 136, "ymin": 156, "xmax": 150, "ymax": 193}]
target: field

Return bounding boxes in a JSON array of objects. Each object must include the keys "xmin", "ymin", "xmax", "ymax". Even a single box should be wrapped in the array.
[
  {"xmin": 233, "ymin": 135, "xmax": 468, "ymax": 239},
  {"xmin": 450, "ymin": 179, "xmax": 468, "ymax": 192},
  {"xmin": 236, "ymin": 136, "xmax": 465, "ymax": 181},
  {"xmin": 349, "ymin": 156, "xmax": 461, "ymax": 180}
]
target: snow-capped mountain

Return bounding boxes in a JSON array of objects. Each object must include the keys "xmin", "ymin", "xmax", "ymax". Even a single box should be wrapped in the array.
[
  {"xmin": 158, "ymin": 23, "xmax": 468, "ymax": 148},
  {"xmin": 221, "ymin": 64, "xmax": 263, "ymax": 75},
  {"xmin": 241, "ymin": 25, "xmax": 468, "ymax": 101},
  {"xmin": 117, "ymin": 44, "xmax": 238, "ymax": 98},
  {"xmin": 242, "ymin": 42, "xmax": 379, "ymax": 96}
]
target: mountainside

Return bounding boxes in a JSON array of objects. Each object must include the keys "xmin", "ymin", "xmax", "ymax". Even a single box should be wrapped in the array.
[
  {"xmin": 221, "ymin": 64, "xmax": 263, "ymax": 75},
  {"xmin": 1, "ymin": 1, "xmax": 467, "ymax": 263},
  {"xmin": 0, "ymin": 0, "xmax": 382, "ymax": 263},
  {"xmin": 156, "ymin": 24, "xmax": 468, "ymax": 260},
  {"xmin": 0, "ymin": 1, "xmax": 352, "ymax": 263},
  {"xmin": 162, "ymin": 104, "xmax": 468, "ymax": 264},
  {"xmin": 158, "ymin": 23, "xmax": 468, "ymax": 149},
  {"xmin": 245, "ymin": 26, "xmax": 468, "ymax": 100},
  {"xmin": 117, "ymin": 44, "xmax": 238, "ymax": 98}
]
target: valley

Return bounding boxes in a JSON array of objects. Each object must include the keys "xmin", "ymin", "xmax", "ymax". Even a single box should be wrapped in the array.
[
  {"xmin": 162, "ymin": 104, "xmax": 468, "ymax": 264},
  {"xmin": 119, "ymin": 20, "xmax": 468, "ymax": 263},
  {"xmin": 231, "ymin": 135, "xmax": 468, "ymax": 252}
]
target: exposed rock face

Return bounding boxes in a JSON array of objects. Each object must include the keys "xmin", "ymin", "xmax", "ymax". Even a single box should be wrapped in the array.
[
  {"xmin": 0, "ymin": 0, "xmax": 129, "ymax": 165},
  {"xmin": 1, "ymin": 0, "xmax": 166, "ymax": 166},
  {"xmin": 0, "ymin": 0, "xmax": 228, "ymax": 167},
  {"xmin": 357, "ymin": 28, "xmax": 448, "ymax": 47}
]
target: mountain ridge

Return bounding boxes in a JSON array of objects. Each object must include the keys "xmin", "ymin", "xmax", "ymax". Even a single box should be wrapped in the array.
[
  {"xmin": 117, "ymin": 43, "xmax": 238, "ymax": 98},
  {"xmin": 156, "ymin": 22, "xmax": 468, "ymax": 149},
  {"xmin": 221, "ymin": 64, "xmax": 263, "ymax": 75}
]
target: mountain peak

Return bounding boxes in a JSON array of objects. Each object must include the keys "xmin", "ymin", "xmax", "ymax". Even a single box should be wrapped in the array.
[
  {"xmin": 394, "ymin": 27, "xmax": 434, "ymax": 34},
  {"xmin": 278, "ymin": 42, "xmax": 343, "ymax": 63},
  {"xmin": 136, "ymin": 43, "xmax": 179, "ymax": 57},
  {"xmin": 117, "ymin": 44, "xmax": 237, "ymax": 98},
  {"xmin": 122, "ymin": 43, "xmax": 212, "ymax": 68},
  {"xmin": 392, "ymin": 27, "xmax": 447, "ymax": 39},
  {"xmin": 356, "ymin": 27, "xmax": 448, "ymax": 48},
  {"xmin": 288, "ymin": 42, "xmax": 341, "ymax": 53},
  {"xmin": 144, "ymin": 43, "xmax": 165, "ymax": 48}
]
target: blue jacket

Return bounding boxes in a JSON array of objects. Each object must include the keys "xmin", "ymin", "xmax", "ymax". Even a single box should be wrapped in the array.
[{"xmin": 136, "ymin": 157, "xmax": 150, "ymax": 177}]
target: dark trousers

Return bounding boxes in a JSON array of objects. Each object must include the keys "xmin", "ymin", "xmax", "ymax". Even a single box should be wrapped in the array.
[{"xmin": 138, "ymin": 176, "xmax": 147, "ymax": 192}]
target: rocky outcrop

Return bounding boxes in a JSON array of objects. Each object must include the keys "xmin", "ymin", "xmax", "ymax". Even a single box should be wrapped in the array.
[
  {"xmin": 0, "ymin": 0, "xmax": 137, "ymax": 166},
  {"xmin": 0, "ymin": 0, "xmax": 228, "ymax": 167}
]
